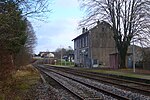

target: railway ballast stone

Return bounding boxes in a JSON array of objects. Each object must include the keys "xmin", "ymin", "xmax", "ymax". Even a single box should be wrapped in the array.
[{"xmin": 25, "ymin": 82, "xmax": 59, "ymax": 100}]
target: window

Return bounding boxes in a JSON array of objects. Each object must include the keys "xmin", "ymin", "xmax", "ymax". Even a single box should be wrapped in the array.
[
  {"xmin": 80, "ymin": 39, "xmax": 82, "ymax": 48},
  {"xmin": 77, "ymin": 39, "xmax": 80, "ymax": 48},
  {"xmin": 85, "ymin": 36, "xmax": 88, "ymax": 46},
  {"xmin": 78, "ymin": 39, "xmax": 80, "ymax": 48},
  {"xmin": 82, "ymin": 38, "xmax": 84, "ymax": 47},
  {"xmin": 74, "ymin": 41, "xmax": 77, "ymax": 49}
]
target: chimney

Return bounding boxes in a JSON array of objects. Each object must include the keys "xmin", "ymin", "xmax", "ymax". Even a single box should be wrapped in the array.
[
  {"xmin": 97, "ymin": 20, "xmax": 100, "ymax": 25},
  {"xmin": 85, "ymin": 28, "xmax": 88, "ymax": 32},
  {"xmin": 82, "ymin": 27, "xmax": 85, "ymax": 34}
]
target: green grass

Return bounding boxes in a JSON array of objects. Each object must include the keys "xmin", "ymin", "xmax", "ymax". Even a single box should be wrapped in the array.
[{"xmin": 54, "ymin": 60, "xmax": 74, "ymax": 67}]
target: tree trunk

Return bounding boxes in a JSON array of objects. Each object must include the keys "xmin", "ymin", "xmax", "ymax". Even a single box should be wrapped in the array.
[
  {"xmin": 119, "ymin": 52, "xmax": 127, "ymax": 68},
  {"xmin": 0, "ymin": 51, "xmax": 15, "ymax": 80},
  {"xmin": 118, "ymin": 45, "xmax": 128, "ymax": 68}
]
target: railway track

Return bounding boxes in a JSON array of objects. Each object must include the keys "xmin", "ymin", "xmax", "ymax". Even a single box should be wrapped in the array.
[
  {"xmin": 44, "ymin": 65, "xmax": 150, "ymax": 96},
  {"xmin": 36, "ymin": 65, "xmax": 150, "ymax": 100},
  {"xmin": 36, "ymin": 67, "xmax": 83, "ymax": 100},
  {"xmin": 36, "ymin": 65, "xmax": 130, "ymax": 100}
]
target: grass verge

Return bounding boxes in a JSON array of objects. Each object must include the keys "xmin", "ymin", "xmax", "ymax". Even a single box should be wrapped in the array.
[
  {"xmin": 0, "ymin": 65, "xmax": 40, "ymax": 100},
  {"xmin": 87, "ymin": 69, "xmax": 150, "ymax": 80}
]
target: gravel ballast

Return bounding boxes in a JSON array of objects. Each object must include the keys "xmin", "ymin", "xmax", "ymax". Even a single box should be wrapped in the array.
[
  {"xmin": 44, "ymin": 70, "xmax": 116, "ymax": 100},
  {"xmin": 49, "ymin": 68, "xmax": 150, "ymax": 100}
]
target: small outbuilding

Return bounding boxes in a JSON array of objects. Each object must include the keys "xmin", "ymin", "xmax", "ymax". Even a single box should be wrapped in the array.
[{"xmin": 109, "ymin": 53, "xmax": 132, "ymax": 69}]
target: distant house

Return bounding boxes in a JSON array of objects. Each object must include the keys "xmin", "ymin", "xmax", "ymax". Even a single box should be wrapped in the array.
[
  {"xmin": 72, "ymin": 21, "xmax": 116, "ymax": 67},
  {"xmin": 63, "ymin": 53, "xmax": 74, "ymax": 62},
  {"xmin": 39, "ymin": 52, "xmax": 55, "ymax": 58}
]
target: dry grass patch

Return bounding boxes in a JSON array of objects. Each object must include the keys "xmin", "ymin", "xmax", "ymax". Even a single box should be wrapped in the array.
[{"xmin": 0, "ymin": 65, "xmax": 40, "ymax": 100}]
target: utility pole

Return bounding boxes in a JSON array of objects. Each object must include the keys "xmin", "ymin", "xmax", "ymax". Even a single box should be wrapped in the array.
[
  {"xmin": 60, "ymin": 45, "xmax": 63, "ymax": 66},
  {"xmin": 133, "ymin": 41, "xmax": 135, "ymax": 72}
]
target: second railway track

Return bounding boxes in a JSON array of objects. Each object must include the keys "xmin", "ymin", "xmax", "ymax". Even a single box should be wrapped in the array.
[
  {"xmin": 47, "ymin": 65, "xmax": 150, "ymax": 96},
  {"xmin": 36, "ymin": 65, "xmax": 150, "ymax": 100},
  {"xmin": 37, "ymin": 66, "xmax": 120, "ymax": 100}
]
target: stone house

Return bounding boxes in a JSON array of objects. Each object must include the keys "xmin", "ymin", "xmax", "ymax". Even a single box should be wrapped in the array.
[{"xmin": 72, "ymin": 21, "xmax": 116, "ymax": 67}]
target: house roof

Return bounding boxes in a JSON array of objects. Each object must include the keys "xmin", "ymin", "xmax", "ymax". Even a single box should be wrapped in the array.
[
  {"xmin": 72, "ymin": 31, "xmax": 89, "ymax": 41},
  {"xmin": 72, "ymin": 20, "xmax": 112, "ymax": 41}
]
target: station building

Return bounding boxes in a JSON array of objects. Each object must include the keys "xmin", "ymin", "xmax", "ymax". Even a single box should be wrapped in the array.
[{"xmin": 72, "ymin": 21, "xmax": 116, "ymax": 67}]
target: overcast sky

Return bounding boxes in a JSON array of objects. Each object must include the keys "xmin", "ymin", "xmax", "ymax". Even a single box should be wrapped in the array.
[{"xmin": 32, "ymin": 0, "xmax": 84, "ymax": 54}]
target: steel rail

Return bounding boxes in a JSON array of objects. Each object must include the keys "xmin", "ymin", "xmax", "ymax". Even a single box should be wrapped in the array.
[
  {"xmin": 49, "ymin": 65, "xmax": 150, "ymax": 86},
  {"xmin": 36, "ymin": 67, "xmax": 84, "ymax": 100},
  {"xmin": 39, "ymin": 66, "xmax": 129, "ymax": 100},
  {"xmin": 48, "ymin": 66, "xmax": 150, "ymax": 96}
]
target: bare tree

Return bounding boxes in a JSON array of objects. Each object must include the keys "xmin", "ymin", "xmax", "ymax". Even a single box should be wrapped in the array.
[
  {"xmin": 25, "ymin": 20, "xmax": 37, "ymax": 54},
  {"xmin": 55, "ymin": 48, "xmax": 67, "ymax": 59},
  {"xmin": 13, "ymin": 0, "xmax": 51, "ymax": 20},
  {"xmin": 0, "ymin": 0, "xmax": 50, "ymax": 52},
  {"xmin": 79, "ymin": 0, "xmax": 150, "ymax": 68},
  {"xmin": 0, "ymin": 0, "xmax": 50, "ymax": 79},
  {"xmin": 1, "ymin": 0, "xmax": 51, "ymax": 21},
  {"xmin": 0, "ymin": 1, "xmax": 26, "ymax": 79},
  {"xmin": 55, "ymin": 47, "xmax": 74, "ymax": 59},
  {"xmin": 14, "ymin": 20, "xmax": 37, "ymax": 68}
]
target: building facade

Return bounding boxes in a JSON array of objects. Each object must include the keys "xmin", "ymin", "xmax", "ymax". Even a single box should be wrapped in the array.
[
  {"xmin": 73, "ymin": 21, "xmax": 116, "ymax": 67},
  {"xmin": 73, "ymin": 28, "xmax": 90, "ymax": 67}
]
